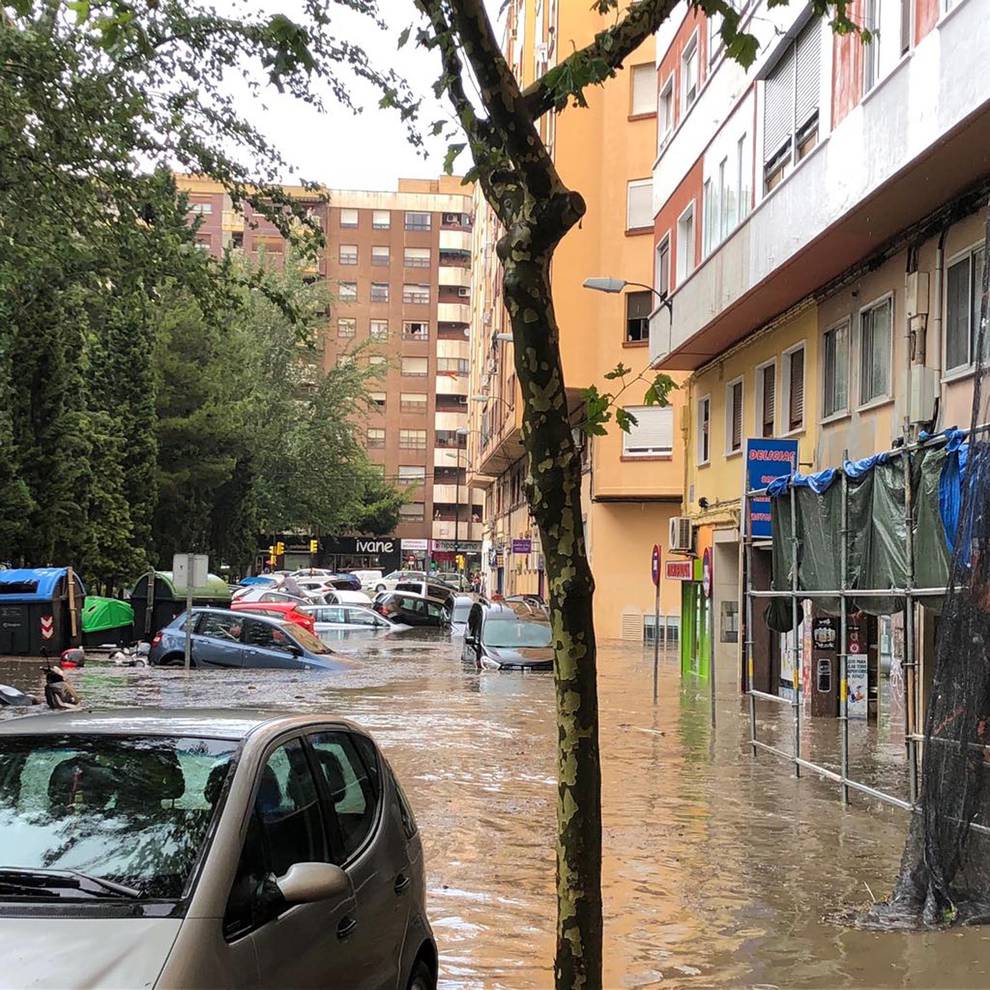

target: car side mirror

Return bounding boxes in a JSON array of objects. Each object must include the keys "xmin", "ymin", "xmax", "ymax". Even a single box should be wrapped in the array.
[
  {"xmin": 275, "ymin": 862, "xmax": 350, "ymax": 905},
  {"xmin": 286, "ymin": 642, "xmax": 303, "ymax": 656}
]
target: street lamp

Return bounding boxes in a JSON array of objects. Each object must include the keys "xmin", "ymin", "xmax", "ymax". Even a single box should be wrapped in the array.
[
  {"xmin": 582, "ymin": 275, "xmax": 673, "ymax": 357},
  {"xmin": 453, "ymin": 426, "xmax": 470, "ymax": 580}
]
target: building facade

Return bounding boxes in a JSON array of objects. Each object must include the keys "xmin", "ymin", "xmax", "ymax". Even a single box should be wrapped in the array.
[
  {"xmin": 467, "ymin": 0, "xmax": 687, "ymax": 642},
  {"xmin": 649, "ymin": 0, "xmax": 990, "ymax": 696},
  {"xmin": 178, "ymin": 175, "xmax": 483, "ymax": 574}
]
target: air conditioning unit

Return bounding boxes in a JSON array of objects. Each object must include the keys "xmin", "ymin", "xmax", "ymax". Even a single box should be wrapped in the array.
[
  {"xmin": 443, "ymin": 212, "xmax": 460, "ymax": 224},
  {"xmin": 669, "ymin": 516, "xmax": 693, "ymax": 553},
  {"xmin": 458, "ymin": 287, "xmax": 470, "ymax": 297}
]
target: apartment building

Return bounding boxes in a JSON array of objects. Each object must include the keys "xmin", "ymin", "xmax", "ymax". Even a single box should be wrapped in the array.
[
  {"xmin": 178, "ymin": 175, "xmax": 483, "ymax": 574},
  {"xmin": 467, "ymin": 0, "xmax": 686, "ymax": 641},
  {"xmin": 649, "ymin": 0, "xmax": 990, "ymax": 697}
]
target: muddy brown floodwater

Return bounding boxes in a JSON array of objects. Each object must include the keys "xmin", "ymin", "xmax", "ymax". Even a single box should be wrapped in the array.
[{"xmin": 3, "ymin": 634, "xmax": 990, "ymax": 988}]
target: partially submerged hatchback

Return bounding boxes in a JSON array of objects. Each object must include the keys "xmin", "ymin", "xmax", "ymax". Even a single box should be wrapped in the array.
[
  {"xmin": 0, "ymin": 709, "xmax": 437, "ymax": 989},
  {"xmin": 463, "ymin": 600, "xmax": 554, "ymax": 671}
]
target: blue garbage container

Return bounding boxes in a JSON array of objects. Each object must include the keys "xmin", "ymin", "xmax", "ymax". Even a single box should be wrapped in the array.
[{"xmin": 0, "ymin": 567, "xmax": 86, "ymax": 656}]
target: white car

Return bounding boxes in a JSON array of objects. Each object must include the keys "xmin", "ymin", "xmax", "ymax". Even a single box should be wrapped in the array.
[
  {"xmin": 372, "ymin": 570, "xmax": 428, "ymax": 594},
  {"xmin": 300, "ymin": 604, "xmax": 407, "ymax": 644},
  {"xmin": 349, "ymin": 570, "xmax": 383, "ymax": 592},
  {"xmin": 324, "ymin": 589, "xmax": 372, "ymax": 606},
  {"xmin": 292, "ymin": 578, "xmax": 336, "ymax": 599},
  {"xmin": 289, "ymin": 568, "xmax": 335, "ymax": 579},
  {"xmin": 230, "ymin": 587, "xmax": 306, "ymax": 605}
]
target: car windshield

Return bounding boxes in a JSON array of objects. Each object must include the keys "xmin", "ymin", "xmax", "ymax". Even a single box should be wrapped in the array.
[
  {"xmin": 0, "ymin": 734, "xmax": 236, "ymax": 900},
  {"xmin": 452, "ymin": 602, "xmax": 472, "ymax": 623},
  {"xmin": 482, "ymin": 617, "xmax": 553, "ymax": 649},
  {"xmin": 283, "ymin": 623, "xmax": 333, "ymax": 654}
]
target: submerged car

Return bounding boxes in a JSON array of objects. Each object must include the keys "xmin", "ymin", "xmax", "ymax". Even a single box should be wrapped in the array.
[
  {"xmin": 149, "ymin": 608, "xmax": 349, "ymax": 671},
  {"xmin": 463, "ymin": 601, "xmax": 554, "ymax": 670},
  {"xmin": 230, "ymin": 599, "xmax": 316, "ymax": 634},
  {"xmin": 372, "ymin": 570, "xmax": 428, "ymax": 594},
  {"xmin": 449, "ymin": 595, "xmax": 474, "ymax": 637},
  {"xmin": 300, "ymin": 604, "xmax": 408, "ymax": 645},
  {"xmin": 372, "ymin": 592, "xmax": 450, "ymax": 628},
  {"xmin": 0, "ymin": 709, "xmax": 437, "ymax": 989}
]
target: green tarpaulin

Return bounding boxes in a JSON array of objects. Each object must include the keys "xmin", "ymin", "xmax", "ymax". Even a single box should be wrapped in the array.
[{"xmin": 81, "ymin": 596, "xmax": 134, "ymax": 633}]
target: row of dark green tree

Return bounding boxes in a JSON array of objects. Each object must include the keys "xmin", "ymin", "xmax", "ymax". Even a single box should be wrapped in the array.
[{"xmin": 0, "ymin": 9, "xmax": 401, "ymax": 590}]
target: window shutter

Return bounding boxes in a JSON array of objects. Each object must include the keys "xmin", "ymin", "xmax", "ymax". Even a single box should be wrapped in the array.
[
  {"xmin": 794, "ymin": 20, "xmax": 822, "ymax": 129},
  {"xmin": 631, "ymin": 64, "xmax": 655, "ymax": 116},
  {"xmin": 763, "ymin": 42, "xmax": 795, "ymax": 163},
  {"xmin": 626, "ymin": 180, "xmax": 653, "ymax": 229},
  {"xmin": 762, "ymin": 365, "xmax": 776, "ymax": 433},
  {"xmin": 626, "ymin": 291, "xmax": 653, "ymax": 321},
  {"xmin": 788, "ymin": 349, "xmax": 804, "ymax": 428},
  {"xmin": 732, "ymin": 383, "xmax": 743, "ymax": 448},
  {"xmin": 622, "ymin": 406, "xmax": 674, "ymax": 455}
]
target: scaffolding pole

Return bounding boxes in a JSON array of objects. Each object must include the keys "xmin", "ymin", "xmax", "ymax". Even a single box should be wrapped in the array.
[
  {"xmin": 789, "ymin": 480, "xmax": 801, "ymax": 778},
  {"xmin": 839, "ymin": 455, "xmax": 850, "ymax": 805},
  {"xmin": 902, "ymin": 447, "xmax": 920, "ymax": 805},
  {"xmin": 745, "ymin": 504, "xmax": 757, "ymax": 753}
]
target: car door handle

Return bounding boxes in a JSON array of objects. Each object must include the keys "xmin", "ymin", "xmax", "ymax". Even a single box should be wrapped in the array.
[
  {"xmin": 336, "ymin": 916, "xmax": 358, "ymax": 940},
  {"xmin": 394, "ymin": 873, "xmax": 412, "ymax": 894}
]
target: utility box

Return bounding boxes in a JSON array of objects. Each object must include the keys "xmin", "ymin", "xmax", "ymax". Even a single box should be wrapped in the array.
[{"xmin": 811, "ymin": 614, "xmax": 839, "ymax": 717}]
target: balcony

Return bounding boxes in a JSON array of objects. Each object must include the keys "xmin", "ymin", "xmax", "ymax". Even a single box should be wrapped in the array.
[
  {"xmin": 436, "ymin": 338, "xmax": 470, "ymax": 360},
  {"xmin": 435, "ymin": 374, "xmax": 468, "ymax": 397},
  {"xmin": 439, "ymin": 229, "xmax": 471, "ymax": 253},
  {"xmin": 437, "ymin": 302, "xmax": 470, "ymax": 324},
  {"xmin": 438, "ymin": 265, "xmax": 471, "ymax": 288},
  {"xmin": 435, "ymin": 410, "xmax": 467, "ymax": 432},
  {"xmin": 432, "ymin": 520, "xmax": 483, "ymax": 542},
  {"xmin": 434, "ymin": 446, "xmax": 464, "ymax": 468},
  {"xmin": 652, "ymin": 0, "xmax": 990, "ymax": 370}
]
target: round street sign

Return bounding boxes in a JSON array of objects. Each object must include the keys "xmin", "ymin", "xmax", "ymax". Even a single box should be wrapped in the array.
[
  {"xmin": 702, "ymin": 547, "xmax": 713, "ymax": 599},
  {"xmin": 651, "ymin": 544, "xmax": 661, "ymax": 587}
]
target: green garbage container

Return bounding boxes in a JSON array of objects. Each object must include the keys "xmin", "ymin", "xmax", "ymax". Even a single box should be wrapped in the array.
[{"xmin": 81, "ymin": 596, "xmax": 135, "ymax": 647}]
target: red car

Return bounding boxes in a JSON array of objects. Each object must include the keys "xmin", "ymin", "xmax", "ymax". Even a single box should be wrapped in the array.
[{"xmin": 230, "ymin": 600, "xmax": 316, "ymax": 635}]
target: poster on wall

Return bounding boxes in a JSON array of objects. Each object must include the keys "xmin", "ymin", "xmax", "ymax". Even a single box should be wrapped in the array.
[{"xmin": 847, "ymin": 620, "xmax": 868, "ymax": 719}]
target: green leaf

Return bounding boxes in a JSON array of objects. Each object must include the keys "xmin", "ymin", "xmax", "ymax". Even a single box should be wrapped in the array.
[
  {"xmin": 66, "ymin": 0, "xmax": 90, "ymax": 23},
  {"xmin": 615, "ymin": 407, "xmax": 638, "ymax": 433},
  {"xmin": 443, "ymin": 142, "xmax": 466, "ymax": 175},
  {"xmin": 397, "ymin": 25, "xmax": 411, "ymax": 49},
  {"xmin": 603, "ymin": 361, "xmax": 631, "ymax": 381},
  {"xmin": 725, "ymin": 31, "xmax": 759, "ymax": 69},
  {"xmin": 643, "ymin": 372, "xmax": 679, "ymax": 407}
]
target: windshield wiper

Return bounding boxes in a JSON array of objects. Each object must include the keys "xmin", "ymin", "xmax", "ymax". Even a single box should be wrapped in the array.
[{"xmin": 0, "ymin": 868, "xmax": 142, "ymax": 899}]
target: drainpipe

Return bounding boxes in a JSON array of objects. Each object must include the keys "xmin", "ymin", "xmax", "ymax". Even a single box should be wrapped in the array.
[{"xmin": 932, "ymin": 228, "xmax": 948, "ymax": 422}]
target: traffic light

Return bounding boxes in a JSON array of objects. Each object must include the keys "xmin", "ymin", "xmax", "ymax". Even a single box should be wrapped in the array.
[
  {"xmin": 456, "ymin": 554, "xmax": 465, "ymax": 571},
  {"xmin": 275, "ymin": 541, "xmax": 285, "ymax": 557},
  {"xmin": 309, "ymin": 539, "xmax": 318, "ymax": 554},
  {"xmin": 267, "ymin": 545, "xmax": 276, "ymax": 568}
]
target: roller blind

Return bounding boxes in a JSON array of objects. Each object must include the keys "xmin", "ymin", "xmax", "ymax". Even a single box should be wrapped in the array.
[
  {"xmin": 622, "ymin": 406, "xmax": 674, "ymax": 456},
  {"xmin": 794, "ymin": 19, "xmax": 822, "ymax": 129},
  {"xmin": 763, "ymin": 42, "xmax": 795, "ymax": 163},
  {"xmin": 631, "ymin": 64, "xmax": 655, "ymax": 116},
  {"xmin": 788, "ymin": 348, "xmax": 805, "ymax": 429},
  {"xmin": 626, "ymin": 180, "xmax": 653, "ymax": 230}
]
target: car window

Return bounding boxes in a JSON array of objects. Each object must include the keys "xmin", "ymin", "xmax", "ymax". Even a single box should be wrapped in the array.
[
  {"xmin": 258, "ymin": 592, "xmax": 287, "ymax": 602},
  {"xmin": 394, "ymin": 582, "xmax": 421, "ymax": 594},
  {"xmin": 197, "ymin": 613, "xmax": 241, "ymax": 640},
  {"xmin": 309, "ymin": 732, "xmax": 378, "ymax": 862},
  {"xmin": 319, "ymin": 606, "xmax": 345, "ymax": 623},
  {"xmin": 426, "ymin": 602, "xmax": 446, "ymax": 618},
  {"xmin": 224, "ymin": 738, "xmax": 328, "ymax": 938},
  {"xmin": 241, "ymin": 617, "xmax": 284, "ymax": 648},
  {"xmin": 346, "ymin": 610, "xmax": 378, "ymax": 627},
  {"xmin": 398, "ymin": 596, "xmax": 426, "ymax": 614},
  {"xmin": 427, "ymin": 585, "xmax": 451, "ymax": 600}
]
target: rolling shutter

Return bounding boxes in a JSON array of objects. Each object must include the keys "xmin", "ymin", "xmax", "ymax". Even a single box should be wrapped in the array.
[
  {"xmin": 762, "ymin": 364, "xmax": 776, "ymax": 434},
  {"xmin": 789, "ymin": 348, "xmax": 805, "ymax": 429},
  {"xmin": 622, "ymin": 406, "xmax": 674, "ymax": 456},
  {"xmin": 731, "ymin": 382, "xmax": 743, "ymax": 449},
  {"xmin": 763, "ymin": 42, "xmax": 795, "ymax": 163},
  {"xmin": 626, "ymin": 180, "xmax": 653, "ymax": 230},
  {"xmin": 794, "ymin": 19, "xmax": 822, "ymax": 129}
]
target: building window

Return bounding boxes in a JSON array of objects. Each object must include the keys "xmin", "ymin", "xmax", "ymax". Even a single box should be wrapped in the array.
[
  {"xmin": 399, "ymin": 429, "xmax": 427, "ymax": 449},
  {"xmin": 404, "ymin": 248, "xmax": 431, "ymax": 268},
  {"xmin": 946, "ymin": 246, "xmax": 987, "ymax": 372},
  {"xmin": 189, "ymin": 201, "xmax": 213, "ymax": 215},
  {"xmin": 656, "ymin": 236, "xmax": 671, "ymax": 298},
  {"xmin": 367, "ymin": 428, "xmax": 385, "ymax": 448},
  {"xmin": 371, "ymin": 246, "xmax": 390, "ymax": 266},
  {"xmin": 762, "ymin": 18, "xmax": 822, "ymax": 193},
  {"xmin": 370, "ymin": 282, "xmax": 389, "ymax": 302},
  {"xmin": 697, "ymin": 395, "xmax": 711, "ymax": 465},
  {"xmin": 626, "ymin": 179, "xmax": 653, "ymax": 231},
  {"xmin": 676, "ymin": 203, "xmax": 695, "ymax": 284},
  {"xmin": 339, "ymin": 244, "xmax": 358, "ymax": 265},
  {"xmin": 398, "ymin": 466, "xmax": 426, "ymax": 485},
  {"xmin": 337, "ymin": 318, "xmax": 356, "ymax": 339},
  {"xmin": 622, "ymin": 405, "xmax": 674, "ymax": 457},
  {"xmin": 372, "ymin": 210, "xmax": 390, "ymax": 229},
  {"xmin": 338, "ymin": 281, "xmax": 357, "ymax": 301},
  {"xmin": 726, "ymin": 377, "xmax": 744, "ymax": 453},
  {"xmin": 401, "ymin": 356, "xmax": 429, "ymax": 377},
  {"xmin": 400, "ymin": 392, "xmax": 428, "ymax": 413},
  {"xmin": 369, "ymin": 391, "xmax": 386, "ymax": 409},
  {"xmin": 630, "ymin": 63, "xmax": 655, "ymax": 116},
  {"xmin": 860, "ymin": 296, "xmax": 893, "ymax": 405},
  {"xmin": 399, "ymin": 502, "xmax": 425, "ymax": 521},
  {"xmin": 405, "ymin": 212, "xmax": 431, "ymax": 231},
  {"xmin": 736, "ymin": 134, "xmax": 751, "ymax": 223},
  {"xmin": 658, "ymin": 77, "xmax": 674, "ymax": 149},
  {"xmin": 863, "ymin": 0, "xmax": 881, "ymax": 94},
  {"xmin": 823, "ymin": 320, "xmax": 850, "ymax": 417},
  {"xmin": 340, "ymin": 208, "xmax": 359, "ymax": 228},
  {"xmin": 756, "ymin": 361, "xmax": 776, "ymax": 437},
  {"xmin": 370, "ymin": 320, "xmax": 389, "ymax": 341},
  {"xmin": 721, "ymin": 600, "xmax": 739, "ymax": 643},
  {"xmin": 783, "ymin": 344, "xmax": 805, "ymax": 432},
  {"xmin": 682, "ymin": 34, "xmax": 699, "ymax": 112},
  {"xmin": 708, "ymin": 9, "xmax": 724, "ymax": 64},
  {"xmin": 403, "ymin": 284, "xmax": 430, "ymax": 304},
  {"xmin": 437, "ymin": 357, "xmax": 469, "ymax": 375},
  {"xmin": 703, "ymin": 179, "xmax": 715, "ymax": 257},
  {"xmin": 368, "ymin": 355, "xmax": 386, "ymax": 369},
  {"xmin": 402, "ymin": 321, "xmax": 430, "ymax": 340},
  {"xmin": 625, "ymin": 291, "xmax": 652, "ymax": 343}
]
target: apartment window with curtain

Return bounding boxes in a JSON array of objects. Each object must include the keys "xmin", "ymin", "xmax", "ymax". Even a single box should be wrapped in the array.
[
  {"xmin": 860, "ymin": 296, "xmax": 893, "ymax": 404},
  {"xmin": 338, "ymin": 281, "xmax": 357, "ymax": 301},
  {"xmin": 946, "ymin": 246, "xmax": 987, "ymax": 372},
  {"xmin": 369, "ymin": 392, "xmax": 386, "ymax": 410},
  {"xmin": 658, "ymin": 77, "xmax": 674, "ymax": 148},
  {"xmin": 757, "ymin": 362, "xmax": 776, "ymax": 437},
  {"xmin": 337, "ymin": 318, "xmax": 356, "ymax": 339},
  {"xmin": 370, "ymin": 320, "xmax": 389, "ymax": 341},
  {"xmin": 682, "ymin": 35, "xmax": 699, "ymax": 112},
  {"xmin": 370, "ymin": 282, "xmax": 389, "ymax": 302},
  {"xmin": 656, "ymin": 236, "xmax": 670, "ymax": 298},
  {"xmin": 726, "ymin": 378, "xmax": 744, "ymax": 453},
  {"xmin": 784, "ymin": 344, "xmax": 805, "ymax": 431},
  {"xmin": 404, "ymin": 247, "xmax": 431, "ymax": 268},
  {"xmin": 371, "ymin": 246, "xmax": 390, "ymax": 266},
  {"xmin": 401, "ymin": 356, "xmax": 429, "ymax": 377},
  {"xmin": 405, "ymin": 212, "xmax": 431, "ymax": 231},
  {"xmin": 400, "ymin": 393, "xmax": 427, "ymax": 413},
  {"xmin": 697, "ymin": 396, "xmax": 711, "ymax": 464},
  {"xmin": 339, "ymin": 244, "xmax": 358, "ymax": 265},
  {"xmin": 621, "ymin": 406, "xmax": 674, "ymax": 457},
  {"xmin": 367, "ymin": 428, "xmax": 385, "ymax": 448},
  {"xmin": 372, "ymin": 210, "xmax": 390, "ymax": 229},
  {"xmin": 402, "ymin": 321, "xmax": 429, "ymax": 340},
  {"xmin": 630, "ymin": 63, "xmax": 656, "ymax": 116},
  {"xmin": 762, "ymin": 17, "xmax": 822, "ymax": 192},
  {"xmin": 399, "ymin": 503, "xmax": 425, "ymax": 521},
  {"xmin": 677, "ymin": 204, "xmax": 695, "ymax": 283},
  {"xmin": 403, "ymin": 284, "xmax": 430, "ymax": 304},
  {"xmin": 625, "ymin": 291, "xmax": 652, "ymax": 343},
  {"xmin": 823, "ymin": 320, "xmax": 850, "ymax": 417},
  {"xmin": 339, "ymin": 208, "xmax": 359, "ymax": 228},
  {"xmin": 399, "ymin": 429, "xmax": 427, "ymax": 449},
  {"xmin": 626, "ymin": 179, "xmax": 653, "ymax": 231}
]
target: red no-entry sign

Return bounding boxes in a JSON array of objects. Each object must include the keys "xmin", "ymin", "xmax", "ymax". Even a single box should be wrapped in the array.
[{"xmin": 651, "ymin": 544, "xmax": 661, "ymax": 587}]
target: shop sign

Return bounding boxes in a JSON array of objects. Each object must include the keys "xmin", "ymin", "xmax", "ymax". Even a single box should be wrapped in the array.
[
  {"xmin": 665, "ymin": 560, "xmax": 693, "ymax": 581},
  {"xmin": 401, "ymin": 539, "xmax": 429, "ymax": 552},
  {"xmin": 745, "ymin": 438, "xmax": 799, "ymax": 539},
  {"xmin": 511, "ymin": 538, "xmax": 532, "ymax": 554},
  {"xmin": 432, "ymin": 540, "xmax": 483, "ymax": 553},
  {"xmin": 355, "ymin": 538, "xmax": 395, "ymax": 554}
]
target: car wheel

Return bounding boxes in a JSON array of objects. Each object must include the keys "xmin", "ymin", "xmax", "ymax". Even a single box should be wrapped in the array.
[
  {"xmin": 406, "ymin": 960, "xmax": 435, "ymax": 990},
  {"xmin": 376, "ymin": 584, "xmax": 386, "ymax": 593}
]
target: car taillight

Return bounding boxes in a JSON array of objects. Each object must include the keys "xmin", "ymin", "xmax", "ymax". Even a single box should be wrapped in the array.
[{"xmin": 151, "ymin": 632, "xmax": 162, "ymax": 647}]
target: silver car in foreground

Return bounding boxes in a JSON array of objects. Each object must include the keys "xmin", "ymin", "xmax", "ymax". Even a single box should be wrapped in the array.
[{"xmin": 0, "ymin": 710, "xmax": 436, "ymax": 989}]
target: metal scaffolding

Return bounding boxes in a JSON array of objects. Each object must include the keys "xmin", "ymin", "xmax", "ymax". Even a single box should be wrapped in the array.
[{"xmin": 743, "ymin": 425, "xmax": 988, "ymax": 821}]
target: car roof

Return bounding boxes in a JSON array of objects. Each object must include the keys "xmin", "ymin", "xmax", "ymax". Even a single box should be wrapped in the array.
[
  {"xmin": 0, "ymin": 707, "xmax": 362, "ymax": 740},
  {"xmin": 480, "ymin": 600, "xmax": 549, "ymax": 621},
  {"xmin": 190, "ymin": 606, "xmax": 288, "ymax": 625}
]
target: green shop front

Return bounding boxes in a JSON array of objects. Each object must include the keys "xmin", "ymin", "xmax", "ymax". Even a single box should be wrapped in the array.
[{"xmin": 673, "ymin": 556, "xmax": 712, "ymax": 680}]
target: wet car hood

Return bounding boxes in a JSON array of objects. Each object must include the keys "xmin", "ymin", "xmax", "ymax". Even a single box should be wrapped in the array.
[
  {"xmin": 0, "ymin": 916, "xmax": 181, "ymax": 989},
  {"xmin": 484, "ymin": 645, "xmax": 553, "ymax": 668}
]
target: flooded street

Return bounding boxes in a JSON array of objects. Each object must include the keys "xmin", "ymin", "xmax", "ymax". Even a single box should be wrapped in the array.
[{"xmin": 3, "ymin": 635, "xmax": 989, "ymax": 988}]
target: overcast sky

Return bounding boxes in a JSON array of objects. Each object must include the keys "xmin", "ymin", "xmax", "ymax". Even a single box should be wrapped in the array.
[{"xmin": 229, "ymin": 3, "xmax": 501, "ymax": 190}]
